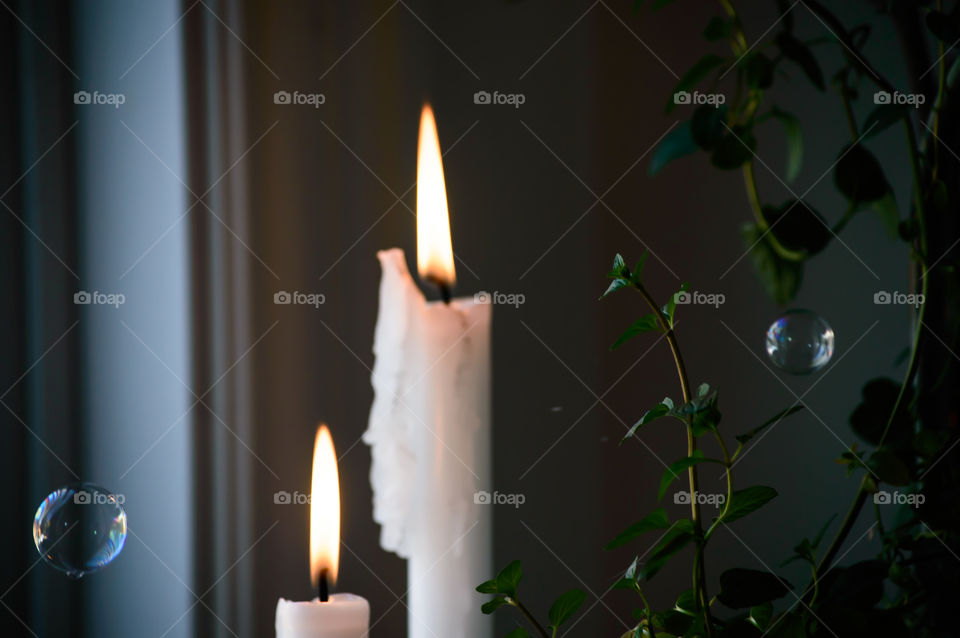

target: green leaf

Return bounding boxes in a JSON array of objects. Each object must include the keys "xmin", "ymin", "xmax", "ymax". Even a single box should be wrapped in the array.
[
  {"xmin": 711, "ymin": 127, "xmax": 756, "ymax": 170},
  {"xmin": 608, "ymin": 253, "xmax": 628, "ymax": 278},
  {"xmin": 624, "ymin": 556, "xmax": 639, "ymax": 580},
  {"xmin": 770, "ymin": 107, "xmax": 803, "ymax": 181},
  {"xmin": 549, "ymin": 589, "xmax": 586, "ymax": 628},
  {"xmin": 476, "ymin": 579, "xmax": 499, "ymax": 594},
  {"xmin": 745, "ymin": 52, "xmax": 775, "ymax": 89},
  {"xmin": 631, "ymin": 251, "xmax": 649, "ymax": 284},
  {"xmin": 611, "ymin": 578, "xmax": 637, "ymax": 591},
  {"xmin": 766, "ymin": 200, "xmax": 831, "ymax": 255},
  {"xmin": 640, "ymin": 520, "xmax": 695, "ymax": 581},
  {"xmin": 654, "ymin": 609, "xmax": 693, "ymax": 635},
  {"xmin": 748, "ymin": 602, "xmax": 774, "ymax": 630},
  {"xmin": 849, "ymin": 378, "xmax": 913, "ymax": 446},
  {"xmin": 606, "ymin": 508, "xmax": 671, "ymax": 549},
  {"xmin": 703, "ymin": 16, "xmax": 733, "ymax": 41},
  {"xmin": 742, "ymin": 222, "xmax": 804, "ymax": 305},
  {"xmin": 691, "ymin": 104, "xmax": 727, "ymax": 150},
  {"xmin": 648, "ymin": 121, "xmax": 698, "ymax": 175},
  {"xmin": 481, "ymin": 597, "xmax": 507, "ymax": 614},
  {"xmin": 717, "ymin": 568, "xmax": 792, "ymax": 608},
  {"xmin": 666, "ymin": 54, "xmax": 726, "ymax": 113},
  {"xmin": 601, "ymin": 278, "xmax": 630, "ymax": 299},
  {"xmin": 775, "ymin": 0, "xmax": 794, "ymax": 32},
  {"xmin": 863, "ymin": 103, "xmax": 909, "ymax": 139},
  {"xmin": 872, "ymin": 191, "xmax": 899, "ymax": 238},
  {"xmin": 915, "ymin": 429, "xmax": 951, "ymax": 458},
  {"xmin": 767, "ymin": 612, "xmax": 808, "ymax": 637},
  {"xmin": 776, "ymin": 31, "xmax": 824, "ymax": 90},
  {"xmin": 621, "ymin": 400, "xmax": 675, "ymax": 443},
  {"xmin": 505, "ymin": 629, "xmax": 530, "ymax": 638},
  {"xmin": 720, "ymin": 486, "xmax": 778, "ymax": 525},
  {"xmin": 664, "ymin": 282, "xmax": 690, "ymax": 328},
  {"xmin": 675, "ymin": 589, "xmax": 697, "ymax": 616},
  {"xmin": 671, "ymin": 386, "xmax": 722, "ymax": 437},
  {"xmin": 867, "ymin": 449, "xmax": 911, "ymax": 486},
  {"xmin": 926, "ymin": 10, "xmax": 960, "ymax": 42},
  {"xmin": 736, "ymin": 405, "xmax": 805, "ymax": 445},
  {"xmin": 834, "ymin": 144, "xmax": 890, "ymax": 205},
  {"xmin": 495, "ymin": 560, "xmax": 523, "ymax": 598},
  {"xmin": 658, "ymin": 451, "xmax": 721, "ymax": 501},
  {"xmin": 611, "ymin": 314, "xmax": 663, "ymax": 350}
]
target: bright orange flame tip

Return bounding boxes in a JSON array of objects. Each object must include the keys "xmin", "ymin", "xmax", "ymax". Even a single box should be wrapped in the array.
[
  {"xmin": 416, "ymin": 103, "xmax": 456, "ymax": 287},
  {"xmin": 310, "ymin": 425, "xmax": 340, "ymax": 587}
]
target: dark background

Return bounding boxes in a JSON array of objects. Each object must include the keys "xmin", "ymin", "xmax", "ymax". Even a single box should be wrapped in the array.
[{"xmin": 1, "ymin": 1, "xmax": 919, "ymax": 636}]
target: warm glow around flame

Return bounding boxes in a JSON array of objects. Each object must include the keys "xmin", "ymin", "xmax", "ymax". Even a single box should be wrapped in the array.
[
  {"xmin": 416, "ymin": 103, "xmax": 456, "ymax": 287},
  {"xmin": 310, "ymin": 425, "xmax": 340, "ymax": 587}
]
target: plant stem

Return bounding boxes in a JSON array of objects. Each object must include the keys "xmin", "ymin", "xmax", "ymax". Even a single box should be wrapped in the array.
[
  {"xmin": 803, "ymin": 0, "xmax": 898, "ymax": 95},
  {"xmin": 838, "ymin": 73, "xmax": 860, "ymax": 139},
  {"xmin": 933, "ymin": 0, "xmax": 945, "ymax": 181},
  {"xmin": 511, "ymin": 599, "xmax": 550, "ymax": 638},
  {"xmin": 636, "ymin": 587, "xmax": 657, "ymax": 638},
  {"xmin": 807, "ymin": 29, "xmax": 932, "ymax": 591},
  {"xmin": 742, "ymin": 162, "xmax": 806, "ymax": 262},
  {"xmin": 632, "ymin": 282, "xmax": 715, "ymax": 637},
  {"xmin": 831, "ymin": 201, "xmax": 857, "ymax": 236}
]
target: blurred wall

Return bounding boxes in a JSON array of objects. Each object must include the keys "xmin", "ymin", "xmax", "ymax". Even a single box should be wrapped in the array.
[{"xmin": 73, "ymin": 1, "xmax": 194, "ymax": 636}]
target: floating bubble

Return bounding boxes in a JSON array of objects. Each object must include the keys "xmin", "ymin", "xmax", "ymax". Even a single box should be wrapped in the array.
[
  {"xmin": 765, "ymin": 310, "xmax": 835, "ymax": 374},
  {"xmin": 33, "ymin": 483, "xmax": 127, "ymax": 578}
]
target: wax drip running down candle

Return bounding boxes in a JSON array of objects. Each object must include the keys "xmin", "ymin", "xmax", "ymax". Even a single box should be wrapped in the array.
[{"xmin": 364, "ymin": 103, "xmax": 493, "ymax": 638}]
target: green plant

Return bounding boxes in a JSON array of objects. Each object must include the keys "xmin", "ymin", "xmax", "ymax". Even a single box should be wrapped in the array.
[{"xmin": 478, "ymin": 0, "xmax": 960, "ymax": 636}]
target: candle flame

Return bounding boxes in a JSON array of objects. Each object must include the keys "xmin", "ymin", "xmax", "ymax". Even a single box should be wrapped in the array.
[
  {"xmin": 310, "ymin": 425, "xmax": 340, "ymax": 587},
  {"xmin": 416, "ymin": 103, "xmax": 456, "ymax": 287}
]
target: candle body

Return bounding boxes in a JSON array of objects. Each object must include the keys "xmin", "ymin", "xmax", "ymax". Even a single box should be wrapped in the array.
[
  {"xmin": 365, "ymin": 248, "xmax": 492, "ymax": 638},
  {"xmin": 275, "ymin": 594, "xmax": 370, "ymax": 638}
]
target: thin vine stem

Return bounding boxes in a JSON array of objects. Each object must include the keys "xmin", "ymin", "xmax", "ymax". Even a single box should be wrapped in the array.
[
  {"xmin": 511, "ymin": 598, "xmax": 550, "ymax": 638},
  {"xmin": 631, "ymin": 282, "xmax": 716, "ymax": 637},
  {"xmin": 813, "ymin": 116, "xmax": 931, "ymax": 585}
]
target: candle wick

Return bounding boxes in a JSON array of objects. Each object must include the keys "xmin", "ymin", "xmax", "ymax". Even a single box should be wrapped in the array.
[
  {"xmin": 426, "ymin": 275, "xmax": 452, "ymax": 304},
  {"xmin": 319, "ymin": 569, "xmax": 329, "ymax": 603}
]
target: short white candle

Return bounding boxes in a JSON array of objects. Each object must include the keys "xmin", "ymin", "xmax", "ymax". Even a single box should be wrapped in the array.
[
  {"xmin": 276, "ymin": 426, "xmax": 370, "ymax": 638},
  {"xmin": 275, "ymin": 595, "xmax": 369, "ymax": 638}
]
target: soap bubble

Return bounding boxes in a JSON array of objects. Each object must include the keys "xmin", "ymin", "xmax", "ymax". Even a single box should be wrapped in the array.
[
  {"xmin": 33, "ymin": 483, "xmax": 127, "ymax": 578},
  {"xmin": 765, "ymin": 310, "xmax": 835, "ymax": 374}
]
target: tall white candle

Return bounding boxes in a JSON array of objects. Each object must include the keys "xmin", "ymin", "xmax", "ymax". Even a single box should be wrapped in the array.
[
  {"xmin": 364, "ymin": 104, "xmax": 492, "ymax": 638},
  {"xmin": 276, "ymin": 426, "xmax": 370, "ymax": 638}
]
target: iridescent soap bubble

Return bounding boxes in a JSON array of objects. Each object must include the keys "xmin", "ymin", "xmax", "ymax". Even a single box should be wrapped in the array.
[
  {"xmin": 765, "ymin": 310, "xmax": 835, "ymax": 374},
  {"xmin": 33, "ymin": 483, "xmax": 127, "ymax": 578}
]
